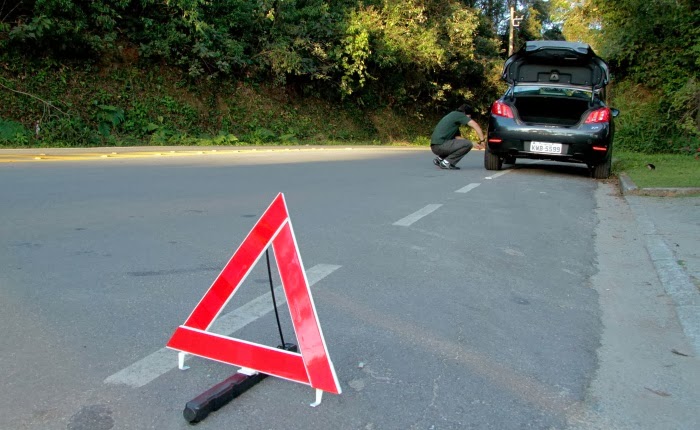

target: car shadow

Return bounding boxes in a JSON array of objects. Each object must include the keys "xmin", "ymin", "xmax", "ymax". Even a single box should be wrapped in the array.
[{"xmin": 507, "ymin": 160, "xmax": 592, "ymax": 178}]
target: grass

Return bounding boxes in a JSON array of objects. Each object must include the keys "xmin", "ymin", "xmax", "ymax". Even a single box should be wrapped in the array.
[
  {"xmin": 613, "ymin": 151, "xmax": 700, "ymax": 189},
  {"xmin": 1, "ymin": 63, "xmax": 438, "ymax": 148}
]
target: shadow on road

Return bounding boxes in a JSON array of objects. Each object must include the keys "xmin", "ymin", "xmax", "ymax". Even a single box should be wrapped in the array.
[{"xmin": 508, "ymin": 161, "xmax": 592, "ymax": 178}]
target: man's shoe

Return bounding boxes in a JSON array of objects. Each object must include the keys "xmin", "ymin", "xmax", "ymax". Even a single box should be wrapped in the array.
[
  {"xmin": 433, "ymin": 157, "xmax": 443, "ymax": 166},
  {"xmin": 439, "ymin": 160, "xmax": 460, "ymax": 170}
]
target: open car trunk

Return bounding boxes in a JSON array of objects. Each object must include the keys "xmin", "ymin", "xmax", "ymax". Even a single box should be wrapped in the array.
[
  {"xmin": 502, "ymin": 41, "xmax": 610, "ymax": 89},
  {"xmin": 513, "ymin": 96, "xmax": 590, "ymax": 126},
  {"xmin": 501, "ymin": 42, "xmax": 611, "ymax": 127}
]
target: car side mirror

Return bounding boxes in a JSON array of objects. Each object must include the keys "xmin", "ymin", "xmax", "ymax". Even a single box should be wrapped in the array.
[{"xmin": 611, "ymin": 108, "xmax": 620, "ymax": 118}]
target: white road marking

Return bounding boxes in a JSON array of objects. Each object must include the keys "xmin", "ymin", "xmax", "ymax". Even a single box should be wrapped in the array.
[
  {"xmin": 393, "ymin": 204, "xmax": 442, "ymax": 227},
  {"xmin": 104, "ymin": 264, "xmax": 341, "ymax": 388},
  {"xmin": 455, "ymin": 183, "xmax": 480, "ymax": 193},
  {"xmin": 485, "ymin": 170, "xmax": 511, "ymax": 180}
]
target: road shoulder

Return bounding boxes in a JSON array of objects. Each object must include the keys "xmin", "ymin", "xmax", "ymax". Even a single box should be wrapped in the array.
[{"xmin": 568, "ymin": 183, "xmax": 700, "ymax": 429}]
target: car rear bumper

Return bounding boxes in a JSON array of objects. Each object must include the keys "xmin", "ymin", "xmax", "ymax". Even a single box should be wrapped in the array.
[{"xmin": 487, "ymin": 117, "xmax": 612, "ymax": 164}]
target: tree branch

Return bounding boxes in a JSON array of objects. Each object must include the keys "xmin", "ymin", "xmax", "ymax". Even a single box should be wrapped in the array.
[
  {"xmin": 0, "ymin": 82, "xmax": 70, "ymax": 117},
  {"xmin": 1, "ymin": 0, "xmax": 23, "ymax": 23}
]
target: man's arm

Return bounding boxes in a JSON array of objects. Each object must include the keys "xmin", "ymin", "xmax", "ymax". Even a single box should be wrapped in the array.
[{"xmin": 467, "ymin": 119, "xmax": 486, "ymax": 147}]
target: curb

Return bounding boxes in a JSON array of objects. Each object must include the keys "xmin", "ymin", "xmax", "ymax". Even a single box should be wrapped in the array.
[
  {"xmin": 618, "ymin": 173, "xmax": 638, "ymax": 194},
  {"xmin": 619, "ymin": 173, "xmax": 700, "ymax": 354},
  {"xmin": 618, "ymin": 173, "xmax": 700, "ymax": 197}
]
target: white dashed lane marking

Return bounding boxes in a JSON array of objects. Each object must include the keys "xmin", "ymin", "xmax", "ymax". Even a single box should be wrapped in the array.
[
  {"xmin": 104, "ymin": 264, "xmax": 341, "ymax": 388},
  {"xmin": 393, "ymin": 204, "xmax": 443, "ymax": 227},
  {"xmin": 485, "ymin": 170, "xmax": 511, "ymax": 179},
  {"xmin": 455, "ymin": 183, "xmax": 481, "ymax": 193}
]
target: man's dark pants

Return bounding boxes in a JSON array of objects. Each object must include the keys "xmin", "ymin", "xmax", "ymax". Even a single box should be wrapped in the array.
[{"xmin": 431, "ymin": 138, "xmax": 473, "ymax": 166}]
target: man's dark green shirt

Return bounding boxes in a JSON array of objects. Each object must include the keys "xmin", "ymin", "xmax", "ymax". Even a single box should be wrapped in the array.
[{"xmin": 430, "ymin": 111, "xmax": 471, "ymax": 145}]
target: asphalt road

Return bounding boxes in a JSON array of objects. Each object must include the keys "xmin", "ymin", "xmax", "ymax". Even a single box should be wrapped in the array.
[{"xmin": 1, "ymin": 148, "xmax": 697, "ymax": 429}]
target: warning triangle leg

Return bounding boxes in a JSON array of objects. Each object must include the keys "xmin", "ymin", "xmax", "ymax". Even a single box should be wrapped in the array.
[
  {"xmin": 179, "ymin": 352, "xmax": 189, "ymax": 370},
  {"xmin": 310, "ymin": 389, "xmax": 323, "ymax": 407}
]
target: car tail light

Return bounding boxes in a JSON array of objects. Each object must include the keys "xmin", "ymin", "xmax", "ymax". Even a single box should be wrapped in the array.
[
  {"xmin": 491, "ymin": 101, "xmax": 514, "ymax": 118},
  {"xmin": 585, "ymin": 108, "xmax": 611, "ymax": 123}
]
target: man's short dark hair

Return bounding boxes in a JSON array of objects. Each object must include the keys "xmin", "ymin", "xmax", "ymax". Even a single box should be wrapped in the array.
[{"xmin": 457, "ymin": 103, "xmax": 474, "ymax": 115}]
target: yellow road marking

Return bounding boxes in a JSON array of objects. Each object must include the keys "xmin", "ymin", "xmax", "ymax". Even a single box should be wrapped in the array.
[
  {"xmin": 0, "ymin": 147, "xmax": 426, "ymax": 163},
  {"xmin": 0, "ymin": 149, "xmax": 264, "ymax": 163}
]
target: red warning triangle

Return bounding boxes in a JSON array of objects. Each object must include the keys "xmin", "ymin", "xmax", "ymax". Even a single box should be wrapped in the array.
[{"xmin": 166, "ymin": 193, "xmax": 341, "ymax": 395}]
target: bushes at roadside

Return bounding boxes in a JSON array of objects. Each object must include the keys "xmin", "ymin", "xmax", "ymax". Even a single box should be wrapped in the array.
[
  {"xmin": 0, "ymin": 63, "xmax": 435, "ymax": 148},
  {"xmin": 611, "ymin": 81, "xmax": 700, "ymax": 156},
  {"xmin": 0, "ymin": 0, "xmax": 503, "ymax": 111},
  {"xmin": 0, "ymin": 118, "xmax": 31, "ymax": 145},
  {"xmin": 595, "ymin": 0, "xmax": 699, "ymax": 156}
]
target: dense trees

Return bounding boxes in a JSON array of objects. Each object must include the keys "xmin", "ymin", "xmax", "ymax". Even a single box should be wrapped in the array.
[
  {"xmin": 594, "ymin": 0, "xmax": 699, "ymax": 153},
  {"xmin": 552, "ymin": 0, "xmax": 699, "ymax": 153},
  {"xmin": 0, "ymin": 1, "xmax": 501, "ymax": 106},
  {"xmin": 0, "ymin": 0, "xmax": 697, "ymax": 152},
  {"xmin": 2, "ymin": 1, "xmax": 567, "ymax": 107}
]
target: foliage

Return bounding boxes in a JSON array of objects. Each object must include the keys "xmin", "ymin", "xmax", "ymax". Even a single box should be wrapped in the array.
[
  {"xmin": 39, "ymin": 116, "xmax": 101, "ymax": 147},
  {"xmin": 0, "ymin": 60, "xmax": 433, "ymax": 147},
  {"xmin": 0, "ymin": 0, "xmax": 506, "ymax": 108},
  {"xmin": 1, "ymin": 0, "xmax": 695, "ymax": 153},
  {"xmin": 516, "ymin": 1, "xmax": 558, "ymax": 44},
  {"xmin": 0, "ymin": 0, "xmax": 513, "ymax": 147},
  {"xmin": 550, "ymin": 0, "xmax": 699, "ymax": 154},
  {"xmin": 2, "ymin": 0, "xmax": 128, "ymax": 57},
  {"xmin": 336, "ymin": 0, "xmax": 480, "ymax": 106},
  {"xmin": 95, "ymin": 104, "xmax": 125, "ymax": 137},
  {"xmin": 550, "ymin": 0, "xmax": 601, "ymax": 50},
  {"xmin": 594, "ymin": 0, "xmax": 697, "ymax": 88},
  {"xmin": 610, "ymin": 82, "xmax": 699, "ymax": 155},
  {"xmin": 591, "ymin": 0, "xmax": 699, "ymax": 154},
  {"xmin": 0, "ymin": 118, "xmax": 31, "ymax": 145}
]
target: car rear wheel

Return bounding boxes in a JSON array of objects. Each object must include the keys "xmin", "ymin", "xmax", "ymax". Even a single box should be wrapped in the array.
[
  {"xmin": 591, "ymin": 156, "xmax": 611, "ymax": 179},
  {"xmin": 484, "ymin": 146, "xmax": 503, "ymax": 170}
]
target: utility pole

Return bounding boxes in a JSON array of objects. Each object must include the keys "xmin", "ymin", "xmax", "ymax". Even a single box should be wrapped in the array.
[{"xmin": 508, "ymin": 3, "xmax": 524, "ymax": 56}]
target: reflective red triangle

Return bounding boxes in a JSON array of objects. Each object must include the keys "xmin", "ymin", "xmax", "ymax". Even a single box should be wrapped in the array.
[{"xmin": 166, "ymin": 193, "xmax": 341, "ymax": 395}]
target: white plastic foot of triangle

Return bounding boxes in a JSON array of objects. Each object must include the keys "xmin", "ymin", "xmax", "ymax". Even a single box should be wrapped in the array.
[
  {"xmin": 310, "ymin": 389, "xmax": 323, "ymax": 407},
  {"xmin": 178, "ymin": 352, "xmax": 190, "ymax": 370}
]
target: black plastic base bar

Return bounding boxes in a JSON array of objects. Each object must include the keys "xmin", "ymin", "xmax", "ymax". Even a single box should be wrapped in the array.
[
  {"xmin": 183, "ymin": 343, "xmax": 297, "ymax": 424},
  {"xmin": 183, "ymin": 372, "xmax": 266, "ymax": 423}
]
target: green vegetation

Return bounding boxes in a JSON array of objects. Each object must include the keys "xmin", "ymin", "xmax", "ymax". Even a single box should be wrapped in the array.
[
  {"xmin": 0, "ymin": 0, "xmax": 697, "ymax": 167},
  {"xmin": 554, "ymin": 0, "xmax": 699, "ymax": 155},
  {"xmin": 0, "ymin": 0, "xmax": 510, "ymax": 148},
  {"xmin": 613, "ymin": 152, "xmax": 700, "ymax": 189},
  {"xmin": 0, "ymin": 64, "xmax": 432, "ymax": 147}
]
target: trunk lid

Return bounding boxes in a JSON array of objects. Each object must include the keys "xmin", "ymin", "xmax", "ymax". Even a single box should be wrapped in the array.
[{"xmin": 502, "ymin": 41, "xmax": 610, "ymax": 89}]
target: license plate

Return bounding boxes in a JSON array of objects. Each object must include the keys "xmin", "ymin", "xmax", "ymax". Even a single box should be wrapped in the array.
[{"xmin": 530, "ymin": 141, "xmax": 562, "ymax": 154}]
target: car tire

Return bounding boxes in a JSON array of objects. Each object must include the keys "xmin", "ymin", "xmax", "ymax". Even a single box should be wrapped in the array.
[
  {"xmin": 484, "ymin": 146, "xmax": 503, "ymax": 170},
  {"xmin": 592, "ymin": 155, "xmax": 611, "ymax": 179}
]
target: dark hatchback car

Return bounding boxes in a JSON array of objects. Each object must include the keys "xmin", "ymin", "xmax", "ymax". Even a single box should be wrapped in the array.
[{"xmin": 484, "ymin": 41, "xmax": 619, "ymax": 179}]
